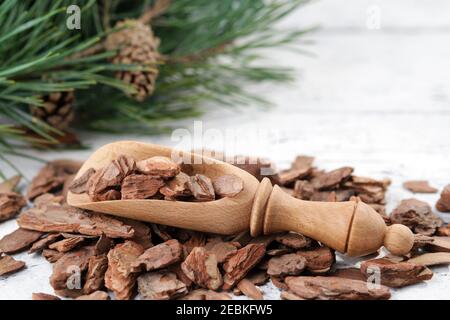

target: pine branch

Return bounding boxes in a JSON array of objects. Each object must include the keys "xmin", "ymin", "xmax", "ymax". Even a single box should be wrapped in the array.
[
  {"xmin": 0, "ymin": 0, "xmax": 314, "ymax": 178},
  {"xmin": 77, "ymin": 0, "xmax": 315, "ymax": 133},
  {"xmin": 0, "ymin": 0, "xmax": 124, "ymax": 176}
]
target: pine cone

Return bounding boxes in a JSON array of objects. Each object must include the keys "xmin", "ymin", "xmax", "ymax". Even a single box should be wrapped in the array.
[
  {"xmin": 106, "ymin": 19, "xmax": 160, "ymax": 102},
  {"xmin": 30, "ymin": 91, "xmax": 75, "ymax": 130}
]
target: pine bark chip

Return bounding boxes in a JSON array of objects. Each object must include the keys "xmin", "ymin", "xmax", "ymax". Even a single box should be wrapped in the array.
[
  {"xmin": 222, "ymin": 243, "xmax": 266, "ymax": 290},
  {"xmin": 284, "ymin": 276, "xmax": 391, "ymax": 300},
  {"xmin": 181, "ymin": 247, "xmax": 223, "ymax": 290}
]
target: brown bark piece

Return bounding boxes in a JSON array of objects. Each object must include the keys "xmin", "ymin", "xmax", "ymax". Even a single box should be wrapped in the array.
[
  {"xmin": 0, "ymin": 192, "xmax": 26, "ymax": 222},
  {"xmin": 267, "ymin": 253, "xmax": 307, "ymax": 278},
  {"xmin": 27, "ymin": 160, "xmax": 82, "ymax": 200},
  {"xmin": 17, "ymin": 205, "xmax": 134, "ymax": 238},
  {"xmin": 68, "ymin": 168, "xmax": 96, "ymax": 194},
  {"xmin": 118, "ymin": 218, "xmax": 152, "ymax": 249},
  {"xmin": 86, "ymin": 156, "xmax": 134, "ymax": 201},
  {"xmin": 250, "ymin": 234, "xmax": 276, "ymax": 247},
  {"xmin": 285, "ymin": 276, "xmax": 391, "ymax": 300},
  {"xmin": 48, "ymin": 236, "xmax": 85, "ymax": 252},
  {"xmin": 275, "ymin": 156, "xmax": 313, "ymax": 186},
  {"xmin": 181, "ymin": 289, "xmax": 231, "ymax": 300},
  {"xmin": 137, "ymin": 272, "xmax": 187, "ymax": 300},
  {"xmin": 325, "ymin": 191, "xmax": 337, "ymax": 202},
  {"xmin": 32, "ymin": 293, "xmax": 61, "ymax": 300},
  {"xmin": 0, "ymin": 254, "xmax": 25, "ymax": 276},
  {"xmin": 121, "ymin": 174, "xmax": 164, "ymax": 199},
  {"xmin": 296, "ymin": 247, "xmax": 335, "ymax": 273},
  {"xmin": 360, "ymin": 258, "xmax": 433, "ymax": 288},
  {"xmin": 83, "ymin": 254, "xmax": 109, "ymax": 294},
  {"xmin": 168, "ymin": 263, "xmax": 193, "ymax": 287},
  {"xmin": 390, "ymin": 198, "xmax": 443, "ymax": 236},
  {"xmin": 105, "ymin": 241, "xmax": 144, "ymax": 300},
  {"xmin": 183, "ymin": 232, "xmax": 207, "ymax": 255},
  {"xmin": 350, "ymin": 176, "xmax": 391, "ymax": 188},
  {"xmin": 353, "ymin": 188, "xmax": 385, "ymax": 204},
  {"xmin": 34, "ymin": 193, "xmax": 65, "ymax": 209},
  {"xmin": 213, "ymin": 174, "xmax": 243, "ymax": 198},
  {"xmin": 136, "ymin": 156, "xmax": 180, "ymax": 178},
  {"xmin": 412, "ymin": 233, "xmax": 434, "ymax": 250},
  {"xmin": 236, "ymin": 279, "xmax": 263, "ymax": 300},
  {"xmin": 432, "ymin": 237, "xmax": 450, "ymax": 252},
  {"xmin": 204, "ymin": 237, "xmax": 240, "ymax": 263},
  {"xmin": 438, "ymin": 224, "xmax": 450, "ymax": 237},
  {"xmin": 62, "ymin": 174, "xmax": 76, "ymax": 201},
  {"xmin": 116, "ymin": 155, "xmax": 136, "ymax": 177},
  {"xmin": 311, "ymin": 167, "xmax": 353, "ymax": 190},
  {"xmin": 408, "ymin": 252, "xmax": 450, "ymax": 266},
  {"xmin": 292, "ymin": 155, "xmax": 315, "ymax": 170},
  {"xmin": 266, "ymin": 247, "xmax": 293, "ymax": 256},
  {"xmin": 150, "ymin": 224, "xmax": 172, "ymax": 242},
  {"xmin": 232, "ymin": 287, "xmax": 243, "ymax": 296},
  {"xmin": 29, "ymin": 233, "xmax": 61, "ymax": 253},
  {"xmin": 175, "ymin": 228, "xmax": 198, "ymax": 243},
  {"xmin": 50, "ymin": 246, "xmax": 96, "ymax": 291},
  {"xmin": 94, "ymin": 234, "xmax": 114, "ymax": 255},
  {"xmin": 280, "ymin": 291, "xmax": 304, "ymax": 300},
  {"xmin": 275, "ymin": 232, "xmax": 311, "ymax": 250},
  {"xmin": 257, "ymin": 258, "xmax": 269, "ymax": 271},
  {"xmin": 417, "ymin": 236, "xmax": 450, "ymax": 253},
  {"xmin": 42, "ymin": 249, "xmax": 64, "ymax": 263},
  {"xmin": 48, "ymin": 289, "xmax": 71, "ymax": 299},
  {"xmin": 332, "ymin": 268, "xmax": 366, "ymax": 282},
  {"xmin": 76, "ymin": 291, "xmax": 110, "ymax": 300},
  {"xmin": 436, "ymin": 184, "xmax": 450, "ymax": 212},
  {"xmin": 277, "ymin": 161, "xmax": 313, "ymax": 186},
  {"xmin": 270, "ymin": 276, "xmax": 288, "ymax": 290},
  {"xmin": 135, "ymin": 239, "xmax": 182, "ymax": 271},
  {"xmin": 54, "ymin": 288, "xmax": 84, "ymax": 298},
  {"xmin": 277, "ymin": 168, "xmax": 311, "ymax": 187},
  {"xmin": 95, "ymin": 189, "xmax": 122, "ymax": 202},
  {"xmin": 403, "ymin": 180, "xmax": 438, "ymax": 194},
  {"xmin": 181, "ymin": 247, "xmax": 223, "ymax": 290},
  {"xmin": 245, "ymin": 270, "xmax": 269, "ymax": 286},
  {"xmin": 188, "ymin": 174, "xmax": 215, "ymax": 201},
  {"xmin": 160, "ymin": 172, "xmax": 192, "ymax": 200},
  {"xmin": 230, "ymin": 231, "xmax": 253, "ymax": 247},
  {"xmin": 343, "ymin": 176, "xmax": 390, "ymax": 205},
  {"xmin": 293, "ymin": 180, "xmax": 315, "ymax": 200},
  {"xmin": 0, "ymin": 228, "xmax": 43, "ymax": 254},
  {"xmin": 222, "ymin": 243, "xmax": 266, "ymax": 290},
  {"xmin": 310, "ymin": 189, "xmax": 355, "ymax": 202}
]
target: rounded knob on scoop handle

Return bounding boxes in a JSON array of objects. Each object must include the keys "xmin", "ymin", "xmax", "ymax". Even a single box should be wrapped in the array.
[{"xmin": 383, "ymin": 224, "xmax": 414, "ymax": 256}]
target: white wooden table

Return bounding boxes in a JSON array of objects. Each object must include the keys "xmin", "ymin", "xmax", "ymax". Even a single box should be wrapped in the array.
[{"xmin": 1, "ymin": 0, "xmax": 449, "ymax": 299}]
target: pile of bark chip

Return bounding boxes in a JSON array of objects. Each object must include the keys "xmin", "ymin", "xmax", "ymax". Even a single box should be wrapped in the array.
[
  {"xmin": 268, "ymin": 156, "xmax": 391, "ymax": 218},
  {"xmin": 0, "ymin": 154, "xmax": 449, "ymax": 301},
  {"xmin": 390, "ymin": 199, "xmax": 443, "ymax": 236},
  {"xmin": 70, "ymin": 155, "xmax": 244, "ymax": 202}
]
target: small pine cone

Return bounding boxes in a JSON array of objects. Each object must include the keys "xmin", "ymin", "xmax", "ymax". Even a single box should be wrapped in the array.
[
  {"xmin": 106, "ymin": 19, "xmax": 160, "ymax": 102},
  {"xmin": 30, "ymin": 91, "xmax": 75, "ymax": 130}
]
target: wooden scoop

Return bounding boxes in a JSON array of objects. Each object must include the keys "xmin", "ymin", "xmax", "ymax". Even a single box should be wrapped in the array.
[{"xmin": 67, "ymin": 141, "xmax": 414, "ymax": 257}]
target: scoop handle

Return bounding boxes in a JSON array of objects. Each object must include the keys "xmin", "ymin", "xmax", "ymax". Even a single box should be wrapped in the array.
[{"xmin": 250, "ymin": 178, "xmax": 413, "ymax": 257}]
